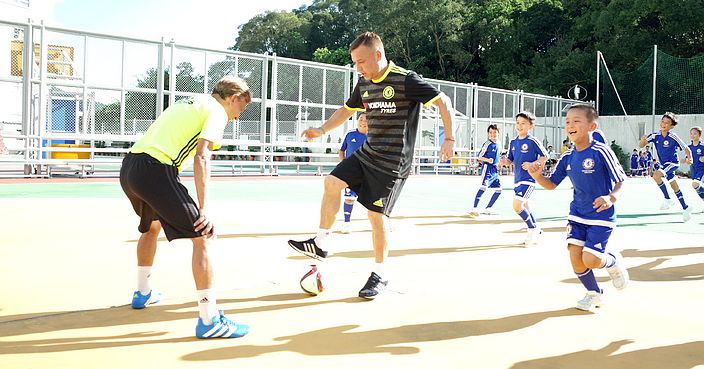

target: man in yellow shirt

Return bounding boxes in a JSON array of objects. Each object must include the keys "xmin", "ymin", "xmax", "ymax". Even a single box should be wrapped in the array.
[{"xmin": 120, "ymin": 76, "xmax": 252, "ymax": 338}]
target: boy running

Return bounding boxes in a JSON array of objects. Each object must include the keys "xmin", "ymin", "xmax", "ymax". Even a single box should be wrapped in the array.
[
  {"xmin": 688, "ymin": 126, "xmax": 704, "ymax": 203},
  {"xmin": 527, "ymin": 103, "xmax": 629, "ymax": 311},
  {"xmin": 640, "ymin": 112, "xmax": 693, "ymax": 221},
  {"xmin": 469, "ymin": 124, "xmax": 502, "ymax": 216},
  {"xmin": 500, "ymin": 111, "xmax": 548, "ymax": 246}
]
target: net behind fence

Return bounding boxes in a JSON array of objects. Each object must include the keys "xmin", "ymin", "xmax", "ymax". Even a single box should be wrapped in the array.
[
  {"xmin": 600, "ymin": 52, "xmax": 654, "ymax": 116},
  {"xmin": 656, "ymin": 51, "xmax": 704, "ymax": 114},
  {"xmin": 600, "ymin": 49, "xmax": 704, "ymax": 116}
]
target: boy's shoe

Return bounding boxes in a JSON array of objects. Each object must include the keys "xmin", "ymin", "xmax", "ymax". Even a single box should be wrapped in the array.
[
  {"xmin": 131, "ymin": 290, "xmax": 162, "ymax": 309},
  {"xmin": 660, "ymin": 198, "xmax": 676, "ymax": 210},
  {"xmin": 606, "ymin": 253, "xmax": 629, "ymax": 290},
  {"xmin": 358, "ymin": 272, "xmax": 388, "ymax": 300},
  {"xmin": 683, "ymin": 206, "xmax": 693, "ymax": 222},
  {"xmin": 196, "ymin": 312, "xmax": 249, "ymax": 339},
  {"xmin": 576, "ymin": 291, "xmax": 603, "ymax": 311},
  {"xmin": 340, "ymin": 222, "xmax": 351, "ymax": 234},
  {"xmin": 481, "ymin": 208, "xmax": 498, "ymax": 215},
  {"xmin": 288, "ymin": 238, "xmax": 328, "ymax": 260},
  {"xmin": 524, "ymin": 227, "xmax": 543, "ymax": 246}
]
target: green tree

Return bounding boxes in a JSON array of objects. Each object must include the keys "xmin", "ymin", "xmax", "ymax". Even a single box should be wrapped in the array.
[
  {"xmin": 229, "ymin": 0, "xmax": 704, "ymax": 106},
  {"xmin": 312, "ymin": 47, "xmax": 351, "ymax": 65},
  {"xmin": 234, "ymin": 10, "xmax": 311, "ymax": 59},
  {"xmin": 94, "ymin": 62, "xmax": 207, "ymax": 134}
]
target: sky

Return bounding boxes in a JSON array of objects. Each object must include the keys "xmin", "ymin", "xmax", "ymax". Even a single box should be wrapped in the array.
[{"xmin": 14, "ymin": 0, "xmax": 313, "ymax": 50}]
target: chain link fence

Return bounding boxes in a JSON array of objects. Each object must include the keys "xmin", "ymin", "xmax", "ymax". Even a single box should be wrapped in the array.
[{"xmin": 0, "ymin": 18, "xmax": 579, "ymax": 177}]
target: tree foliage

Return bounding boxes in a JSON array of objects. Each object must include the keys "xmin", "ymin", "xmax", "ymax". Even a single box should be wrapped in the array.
[{"xmin": 230, "ymin": 0, "xmax": 704, "ymax": 105}]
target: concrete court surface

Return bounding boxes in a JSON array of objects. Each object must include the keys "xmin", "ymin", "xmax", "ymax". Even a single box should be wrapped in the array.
[{"xmin": 0, "ymin": 175, "xmax": 703, "ymax": 369}]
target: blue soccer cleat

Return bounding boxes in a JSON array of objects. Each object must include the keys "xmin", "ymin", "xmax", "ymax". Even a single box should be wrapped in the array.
[
  {"xmin": 196, "ymin": 311, "xmax": 250, "ymax": 339},
  {"xmin": 131, "ymin": 290, "xmax": 162, "ymax": 309}
]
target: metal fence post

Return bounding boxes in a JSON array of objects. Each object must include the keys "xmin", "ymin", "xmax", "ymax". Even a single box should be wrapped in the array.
[
  {"xmin": 156, "ymin": 38, "xmax": 165, "ymax": 115},
  {"xmin": 651, "ymin": 44, "xmax": 658, "ymax": 133}
]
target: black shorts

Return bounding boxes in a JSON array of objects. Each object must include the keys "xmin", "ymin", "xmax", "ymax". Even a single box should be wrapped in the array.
[
  {"xmin": 330, "ymin": 154, "xmax": 406, "ymax": 216},
  {"xmin": 119, "ymin": 153, "xmax": 202, "ymax": 241}
]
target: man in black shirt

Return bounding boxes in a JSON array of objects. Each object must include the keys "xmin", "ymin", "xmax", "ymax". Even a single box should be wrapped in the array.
[{"xmin": 288, "ymin": 32, "xmax": 455, "ymax": 299}]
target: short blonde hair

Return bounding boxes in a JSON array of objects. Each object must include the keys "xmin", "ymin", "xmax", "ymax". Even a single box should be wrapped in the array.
[
  {"xmin": 350, "ymin": 32, "xmax": 384, "ymax": 53},
  {"xmin": 212, "ymin": 76, "xmax": 251, "ymax": 102}
]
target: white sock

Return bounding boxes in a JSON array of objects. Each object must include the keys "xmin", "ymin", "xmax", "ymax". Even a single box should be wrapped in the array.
[
  {"xmin": 373, "ymin": 262, "xmax": 385, "ymax": 279},
  {"xmin": 137, "ymin": 266, "xmax": 152, "ymax": 295},
  {"xmin": 197, "ymin": 289, "xmax": 218, "ymax": 325},
  {"xmin": 315, "ymin": 228, "xmax": 331, "ymax": 247}
]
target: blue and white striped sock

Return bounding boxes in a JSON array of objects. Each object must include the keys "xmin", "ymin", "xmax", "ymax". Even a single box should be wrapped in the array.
[
  {"xmin": 487, "ymin": 189, "xmax": 501, "ymax": 208},
  {"xmin": 343, "ymin": 201, "xmax": 354, "ymax": 222},
  {"xmin": 576, "ymin": 269, "xmax": 601, "ymax": 293},
  {"xmin": 675, "ymin": 190, "xmax": 688, "ymax": 210},
  {"xmin": 473, "ymin": 188, "xmax": 485, "ymax": 208},
  {"xmin": 518, "ymin": 208, "xmax": 536, "ymax": 229},
  {"xmin": 602, "ymin": 252, "xmax": 616, "ymax": 269},
  {"xmin": 658, "ymin": 182, "xmax": 671, "ymax": 199}
]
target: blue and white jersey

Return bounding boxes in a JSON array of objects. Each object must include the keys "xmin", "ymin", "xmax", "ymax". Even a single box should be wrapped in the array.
[
  {"xmin": 548, "ymin": 141, "xmax": 626, "ymax": 226},
  {"xmin": 340, "ymin": 129, "xmax": 368, "ymax": 159},
  {"xmin": 629, "ymin": 153, "xmax": 639, "ymax": 170},
  {"xmin": 690, "ymin": 142, "xmax": 704, "ymax": 171},
  {"xmin": 478, "ymin": 139, "xmax": 500, "ymax": 175},
  {"xmin": 638, "ymin": 156, "xmax": 646, "ymax": 169},
  {"xmin": 591, "ymin": 129, "xmax": 607, "ymax": 144},
  {"xmin": 508, "ymin": 134, "xmax": 548, "ymax": 185},
  {"xmin": 645, "ymin": 150, "xmax": 653, "ymax": 163},
  {"xmin": 646, "ymin": 131, "xmax": 687, "ymax": 165}
]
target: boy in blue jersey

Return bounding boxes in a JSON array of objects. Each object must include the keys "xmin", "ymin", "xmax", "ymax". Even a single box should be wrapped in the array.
[
  {"xmin": 640, "ymin": 112, "xmax": 694, "ymax": 221},
  {"xmin": 629, "ymin": 149, "xmax": 639, "ymax": 177},
  {"xmin": 688, "ymin": 126, "xmax": 704, "ymax": 202},
  {"xmin": 591, "ymin": 129, "xmax": 607, "ymax": 144},
  {"xmin": 339, "ymin": 113, "xmax": 369, "ymax": 233},
  {"xmin": 645, "ymin": 146, "xmax": 654, "ymax": 176},
  {"xmin": 469, "ymin": 124, "xmax": 502, "ymax": 216},
  {"xmin": 527, "ymin": 103, "xmax": 629, "ymax": 311},
  {"xmin": 500, "ymin": 111, "xmax": 548, "ymax": 246},
  {"xmin": 638, "ymin": 151, "xmax": 647, "ymax": 177}
]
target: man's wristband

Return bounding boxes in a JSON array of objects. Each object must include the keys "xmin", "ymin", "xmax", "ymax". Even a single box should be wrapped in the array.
[
  {"xmin": 444, "ymin": 137, "xmax": 455, "ymax": 142},
  {"xmin": 319, "ymin": 126, "xmax": 326, "ymax": 134}
]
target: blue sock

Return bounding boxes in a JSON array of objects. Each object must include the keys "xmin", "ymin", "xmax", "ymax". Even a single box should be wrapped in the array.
[
  {"xmin": 486, "ymin": 190, "xmax": 501, "ymax": 208},
  {"xmin": 602, "ymin": 252, "xmax": 616, "ymax": 269},
  {"xmin": 674, "ymin": 190, "xmax": 688, "ymax": 210},
  {"xmin": 343, "ymin": 201, "xmax": 353, "ymax": 222},
  {"xmin": 518, "ymin": 208, "xmax": 536, "ymax": 229},
  {"xmin": 473, "ymin": 188, "xmax": 485, "ymax": 208},
  {"xmin": 529, "ymin": 212, "xmax": 537, "ymax": 225},
  {"xmin": 576, "ymin": 269, "xmax": 602, "ymax": 293},
  {"xmin": 658, "ymin": 182, "xmax": 670, "ymax": 199}
]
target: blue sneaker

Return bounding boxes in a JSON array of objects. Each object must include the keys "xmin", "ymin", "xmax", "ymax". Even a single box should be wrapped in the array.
[
  {"xmin": 131, "ymin": 290, "xmax": 162, "ymax": 309},
  {"xmin": 196, "ymin": 311, "xmax": 250, "ymax": 339}
]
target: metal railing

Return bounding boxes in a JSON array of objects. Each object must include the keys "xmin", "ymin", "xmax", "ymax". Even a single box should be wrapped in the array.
[{"xmin": 0, "ymin": 18, "xmax": 581, "ymax": 177}]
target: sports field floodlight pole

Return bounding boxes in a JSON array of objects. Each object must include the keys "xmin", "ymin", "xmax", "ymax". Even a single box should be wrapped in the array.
[{"xmin": 651, "ymin": 45, "xmax": 658, "ymax": 133}]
